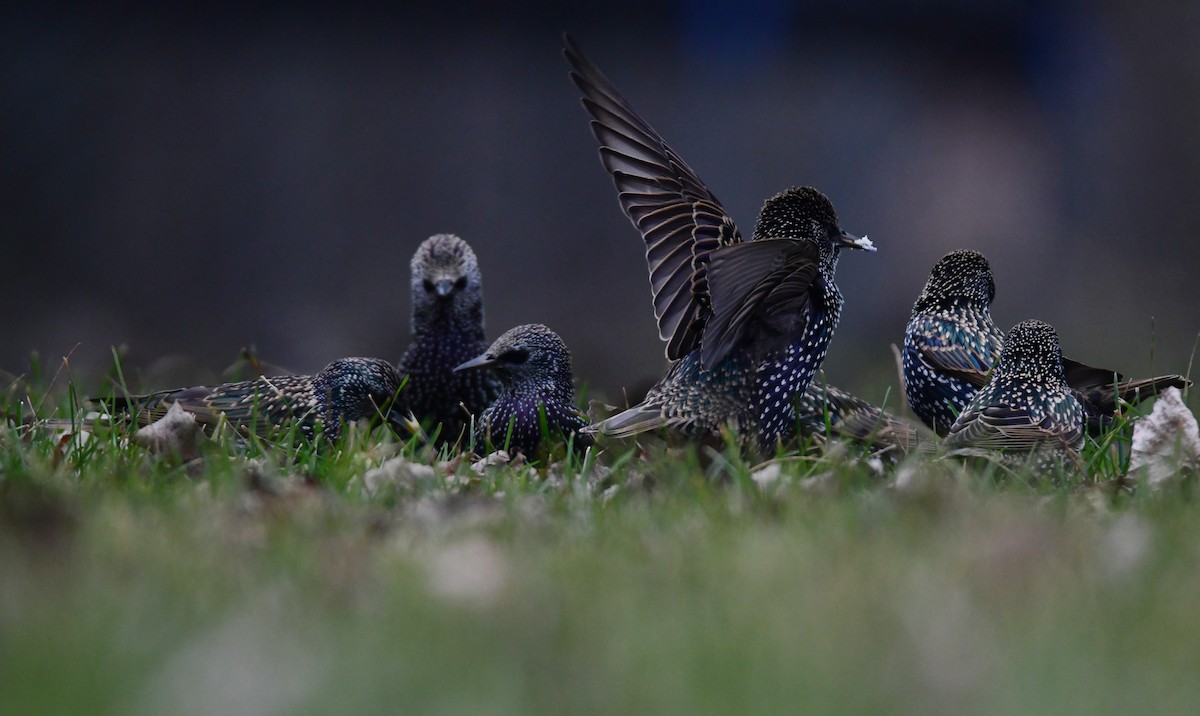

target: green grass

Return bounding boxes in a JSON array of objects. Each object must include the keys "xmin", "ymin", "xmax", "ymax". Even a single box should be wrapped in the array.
[{"xmin": 2, "ymin": 365, "xmax": 1199, "ymax": 716}]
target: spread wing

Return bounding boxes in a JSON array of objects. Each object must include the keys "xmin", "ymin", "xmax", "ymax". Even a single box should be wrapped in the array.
[
  {"xmin": 565, "ymin": 34, "xmax": 743, "ymax": 361},
  {"xmin": 908, "ymin": 314, "xmax": 1001, "ymax": 388},
  {"xmin": 702, "ymin": 239, "xmax": 819, "ymax": 369}
]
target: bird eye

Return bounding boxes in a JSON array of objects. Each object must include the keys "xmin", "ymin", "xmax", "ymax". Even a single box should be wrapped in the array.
[
  {"xmin": 500, "ymin": 349, "xmax": 529, "ymax": 364},
  {"xmin": 423, "ymin": 279, "xmax": 435, "ymax": 293},
  {"xmin": 454, "ymin": 276, "xmax": 468, "ymax": 291}
]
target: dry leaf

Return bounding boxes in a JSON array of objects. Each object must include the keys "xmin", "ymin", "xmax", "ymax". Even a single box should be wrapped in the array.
[
  {"xmin": 1129, "ymin": 387, "xmax": 1200, "ymax": 489},
  {"xmin": 470, "ymin": 450, "xmax": 524, "ymax": 476},
  {"xmin": 362, "ymin": 456, "xmax": 436, "ymax": 496},
  {"xmin": 134, "ymin": 402, "xmax": 204, "ymax": 461}
]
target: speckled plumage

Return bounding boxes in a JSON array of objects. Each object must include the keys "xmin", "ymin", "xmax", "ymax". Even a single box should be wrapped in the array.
[
  {"xmin": 455, "ymin": 323, "xmax": 591, "ymax": 458},
  {"xmin": 903, "ymin": 250, "xmax": 1189, "ymax": 436},
  {"xmin": 107, "ymin": 357, "xmax": 404, "ymax": 441},
  {"xmin": 796, "ymin": 381, "xmax": 925, "ymax": 455},
  {"xmin": 944, "ymin": 320, "xmax": 1085, "ymax": 464},
  {"xmin": 398, "ymin": 234, "xmax": 500, "ymax": 446},
  {"xmin": 565, "ymin": 36, "xmax": 875, "ymax": 453},
  {"xmin": 902, "ymin": 250, "xmax": 1004, "ymax": 435}
]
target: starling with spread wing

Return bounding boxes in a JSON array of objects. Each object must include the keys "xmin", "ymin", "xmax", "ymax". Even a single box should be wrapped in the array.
[{"xmin": 565, "ymin": 36, "xmax": 875, "ymax": 453}]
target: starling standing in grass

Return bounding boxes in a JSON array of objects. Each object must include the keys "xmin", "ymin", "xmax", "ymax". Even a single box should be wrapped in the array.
[
  {"xmin": 398, "ymin": 234, "xmax": 500, "ymax": 446},
  {"xmin": 455, "ymin": 323, "xmax": 592, "ymax": 458},
  {"xmin": 104, "ymin": 357, "xmax": 405, "ymax": 441},
  {"xmin": 565, "ymin": 36, "xmax": 876, "ymax": 453},
  {"xmin": 944, "ymin": 320, "xmax": 1085, "ymax": 464},
  {"xmin": 903, "ymin": 250, "xmax": 1189, "ymax": 436}
]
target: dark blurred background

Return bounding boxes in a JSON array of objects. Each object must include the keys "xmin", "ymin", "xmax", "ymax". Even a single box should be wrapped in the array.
[{"xmin": 3, "ymin": 1, "xmax": 1198, "ymax": 406}]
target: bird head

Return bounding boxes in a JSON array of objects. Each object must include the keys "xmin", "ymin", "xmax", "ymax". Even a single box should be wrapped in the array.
[
  {"xmin": 316, "ymin": 357, "xmax": 407, "ymax": 438},
  {"xmin": 454, "ymin": 323, "xmax": 576, "ymax": 399},
  {"xmin": 996, "ymin": 319, "xmax": 1065, "ymax": 381},
  {"xmin": 409, "ymin": 233, "xmax": 485, "ymax": 334},
  {"xmin": 913, "ymin": 249, "xmax": 996, "ymax": 314},
  {"xmin": 752, "ymin": 186, "xmax": 874, "ymax": 265}
]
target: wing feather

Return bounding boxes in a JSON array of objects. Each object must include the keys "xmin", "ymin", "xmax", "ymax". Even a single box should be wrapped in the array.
[
  {"xmin": 566, "ymin": 35, "xmax": 743, "ymax": 360},
  {"xmin": 702, "ymin": 239, "xmax": 820, "ymax": 369},
  {"xmin": 910, "ymin": 315, "xmax": 1000, "ymax": 387}
]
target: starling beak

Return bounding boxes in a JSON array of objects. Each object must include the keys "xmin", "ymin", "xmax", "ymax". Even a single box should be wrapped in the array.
[
  {"xmin": 398, "ymin": 233, "xmax": 500, "ymax": 447},
  {"xmin": 903, "ymin": 250, "xmax": 1189, "ymax": 436},
  {"xmin": 455, "ymin": 323, "xmax": 592, "ymax": 458},
  {"xmin": 102, "ymin": 357, "xmax": 405, "ymax": 442},
  {"xmin": 565, "ymin": 35, "xmax": 874, "ymax": 453},
  {"xmin": 944, "ymin": 320, "xmax": 1085, "ymax": 462}
]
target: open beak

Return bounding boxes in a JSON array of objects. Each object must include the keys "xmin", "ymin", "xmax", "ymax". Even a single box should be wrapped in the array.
[
  {"xmin": 835, "ymin": 229, "xmax": 876, "ymax": 252},
  {"xmin": 454, "ymin": 353, "xmax": 495, "ymax": 372}
]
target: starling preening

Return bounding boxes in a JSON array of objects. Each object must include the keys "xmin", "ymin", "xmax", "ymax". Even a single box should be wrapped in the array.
[
  {"xmin": 565, "ymin": 36, "xmax": 876, "ymax": 453},
  {"xmin": 797, "ymin": 381, "xmax": 926, "ymax": 456},
  {"xmin": 944, "ymin": 320, "xmax": 1085, "ymax": 463},
  {"xmin": 398, "ymin": 233, "xmax": 500, "ymax": 446},
  {"xmin": 454, "ymin": 323, "xmax": 592, "ymax": 458},
  {"xmin": 903, "ymin": 250, "xmax": 1189, "ymax": 435},
  {"xmin": 104, "ymin": 357, "xmax": 405, "ymax": 441}
]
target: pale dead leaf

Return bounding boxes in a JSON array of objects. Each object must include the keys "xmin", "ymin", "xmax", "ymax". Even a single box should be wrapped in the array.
[
  {"xmin": 470, "ymin": 450, "xmax": 524, "ymax": 476},
  {"xmin": 751, "ymin": 462, "xmax": 782, "ymax": 489},
  {"xmin": 1129, "ymin": 387, "xmax": 1200, "ymax": 489},
  {"xmin": 362, "ymin": 456, "xmax": 436, "ymax": 496},
  {"xmin": 134, "ymin": 402, "xmax": 205, "ymax": 461}
]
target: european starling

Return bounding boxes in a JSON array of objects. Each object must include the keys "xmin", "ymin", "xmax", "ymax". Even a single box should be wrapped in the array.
[
  {"xmin": 797, "ymin": 381, "xmax": 926, "ymax": 456},
  {"xmin": 903, "ymin": 250, "xmax": 1189, "ymax": 435},
  {"xmin": 902, "ymin": 250, "xmax": 1004, "ymax": 434},
  {"xmin": 104, "ymin": 357, "xmax": 405, "ymax": 441},
  {"xmin": 454, "ymin": 323, "xmax": 592, "ymax": 458},
  {"xmin": 944, "ymin": 319, "xmax": 1085, "ymax": 463},
  {"xmin": 398, "ymin": 233, "xmax": 500, "ymax": 446},
  {"xmin": 565, "ymin": 36, "xmax": 876, "ymax": 453}
]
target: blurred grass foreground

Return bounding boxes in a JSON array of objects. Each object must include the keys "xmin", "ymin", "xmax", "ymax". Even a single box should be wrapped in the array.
[{"xmin": 2, "ymin": 370, "xmax": 1200, "ymax": 716}]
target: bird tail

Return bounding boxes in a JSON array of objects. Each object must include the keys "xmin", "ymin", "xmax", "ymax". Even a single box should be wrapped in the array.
[
  {"xmin": 1064, "ymin": 358, "xmax": 1190, "ymax": 412},
  {"xmin": 1072, "ymin": 372, "xmax": 1190, "ymax": 416},
  {"xmin": 584, "ymin": 405, "xmax": 671, "ymax": 438},
  {"xmin": 1109, "ymin": 374, "xmax": 1191, "ymax": 407},
  {"xmin": 828, "ymin": 406, "xmax": 930, "ymax": 455},
  {"xmin": 800, "ymin": 385, "xmax": 931, "ymax": 455},
  {"xmin": 1064, "ymin": 360, "xmax": 1191, "ymax": 434},
  {"xmin": 89, "ymin": 388, "xmax": 191, "ymax": 426}
]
